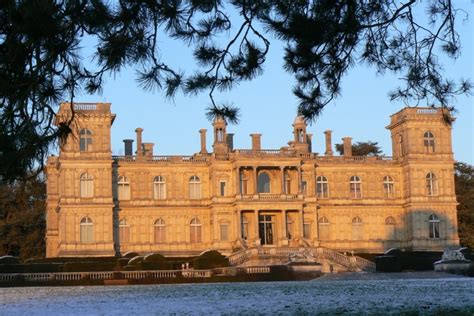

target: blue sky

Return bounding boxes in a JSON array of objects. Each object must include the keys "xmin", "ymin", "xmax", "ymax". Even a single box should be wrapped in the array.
[{"xmin": 80, "ymin": 3, "xmax": 473, "ymax": 164}]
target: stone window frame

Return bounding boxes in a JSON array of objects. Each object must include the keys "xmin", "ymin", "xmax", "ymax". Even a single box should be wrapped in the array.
[
  {"xmin": 190, "ymin": 217, "xmax": 202, "ymax": 243},
  {"xmin": 257, "ymin": 171, "xmax": 271, "ymax": 193},
  {"xmin": 423, "ymin": 131, "xmax": 436, "ymax": 153},
  {"xmin": 80, "ymin": 216, "xmax": 94, "ymax": 243},
  {"xmin": 189, "ymin": 175, "xmax": 201, "ymax": 199},
  {"xmin": 426, "ymin": 172, "xmax": 438, "ymax": 196},
  {"xmin": 351, "ymin": 216, "xmax": 363, "ymax": 241},
  {"xmin": 119, "ymin": 218, "xmax": 131, "ymax": 244},
  {"xmin": 79, "ymin": 128, "xmax": 93, "ymax": 152},
  {"xmin": 153, "ymin": 175, "xmax": 166, "ymax": 200},
  {"xmin": 154, "ymin": 218, "xmax": 166, "ymax": 243},
  {"xmin": 80, "ymin": 172, "xmax": 94, "ymax": 198},
  {"xmin": 350, "ymin": 175, "xmax": 362, "ymax": 199},
  {"xmin": 429, "ymin": 214, "xmax": 440, "ymax": 239},
  {"xmin": 383, "ymin": 176, "xmax": 395, "ymax": 198},
  {"xmin": 316, "ymin": 175, "xmax": 329, "ymax": 198},
  {"xmin": 117, "ymin": 175, "xmax": 131, "ymax": 200}
]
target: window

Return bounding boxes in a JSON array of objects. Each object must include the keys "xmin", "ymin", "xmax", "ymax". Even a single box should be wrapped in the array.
[
  {"xmin": 424, "ymin": 131, "xmax": 435, "ymax": 153},
  {"xmin": 220, "ymin": 223, "xmax": 229, "ymax": 241},
  {"xmin": 298, "ymin": 129, "xmax": 304, "ymax": 143},
  {"xmin": 383, "ymin": 176, "xmax": 395, "ymax": 198},
  {"xmin": 189, "ymin": 176, "xmax": 201, "ymax": 199},
  {"xmin": 239, "ymin": 172, "xmax": 248, "ymax": 195},
  {"xmin": 318, "ymin": 217, "xmax": 330, "ymax": 240},
  {"xmin": 398, "ymin": 134, "xmax": 404, "ymax": 156},
  {"xmin": 258, "ymin": 172, "xmax": 271, "ymax": 193},
  {"xmin": 284, "ymin": 173, "xmax": 291, "ymax": 194},
  {"xmin": 426, "ymin": 172, "xmax": 438, "ymax": 196},
  {"xmin": 385, "ymin": 216, "xmax": 396, "ymax": 240},
  {"xmin": 154, "ymin": 218, "xmax": 166, "ymax": 243},
  {"xmin": 302, "ymin": 181, "xmax": 308, "ymax": 195},
  {"xmin": 118, "ymin": 176, "xmax": 130, "ymax": 200},
  {"xmin": 286, "ymin": 213, "xmax": 294, "ymax": 239},
  {"xmin": 220, "ymin": 181, "xmax": 226, "ymax": 197},
  {"xmin": 352, "ymin": 216, "xmax": 363, "ymax": 241},
  {"xmin": 153, "ymin": 176, "xmax": 166, "ymax": 199},
  {"xmin": 79, "ymin": 129, "xmax": 92, "ymax": 151},
  {"xmin": 241, "ymin": 214, "xmax": 249, "ymax": 240},
  {"xmin": 119, "ymin": 219, "xmax": 130, "ymax": 243},
  {"xmin": 80, "ymin": 173, "xmax": 94, "ymax": 198},
  {"xmin": 316, "ymin": 176, "xmax": 329, "ymax": 198},
  {"xmin": 190, "ymin": 218, "xmax": 202, "ymax": 243},
  {"xmin": 350, "ymin": 176, "xmax": 362, "ymax": 198},
  {"xmin": 80, "ymin": 217, "xmax": 94, "ymax": 243},
  {"xmin": 429, "ymin": 214, "xmax": 440, "ymax": 239},
  {"xmin": 303, "ymin": 222, "xmax": 311, "ymax": 239},
  {"xmin": 217, "ymin": 128, "xmax": 224, "ymax": 142}
]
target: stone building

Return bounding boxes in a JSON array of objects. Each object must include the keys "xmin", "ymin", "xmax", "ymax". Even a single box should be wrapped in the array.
[{"xmin": 45, "ymin": 102, "xmax": 459, "ymax": 258}]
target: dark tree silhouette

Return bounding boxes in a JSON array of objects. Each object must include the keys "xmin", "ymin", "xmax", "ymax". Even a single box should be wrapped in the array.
[
  {"xmin": 455, "ymin": 162, "xmax": 474, "ymax": 249},
  {"xmin": 0, "ymin": 0, "xmax": 471, "ymax": 182},
  {"xmin": 335, "ymin": 141, "xmax": 383, "ymax": 156}
]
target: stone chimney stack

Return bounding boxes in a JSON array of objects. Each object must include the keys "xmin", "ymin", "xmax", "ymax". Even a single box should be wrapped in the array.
[
  {"xmin": 135, "ymin": 128, "xmax": 144, "ymax": 157},
  {"xmin": 199, "ymin": 129, "xmax": 207, "ymax": 154},
  {"xmin": 226, "ymin": 133, "xmax": 234, "ymax": 151},
  {"xmin": 123, "ymin": 139, "xmax": 134, "ymax": 156},
  {"xmin": 250, "ymin": 134, "xmax": 261, "ymax": 151},
  {"xmin": 343, "ymin": 137, "xmax": 352, "ymax": 157},
  {"xmin": 143, "ymin": 143, "xmax": 154, "ymax": 158},
  {"xmin": 324, "ymin": 130, "xmax": 333, "ymax": 156}
]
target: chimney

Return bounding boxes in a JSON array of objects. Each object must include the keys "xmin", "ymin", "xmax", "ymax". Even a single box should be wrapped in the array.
[
  {"xmin": 123, "ymin": 139, "xmax": 134, "ymax": 156},
  {"xmin": 306, "ymin": 134, "xmax": 313, "ymax": 153},
  {"xmin": 199, "ymin": 129, "xmax": 207, "ymax": 154},
  {"xmin": 143, "ymin": 143, "xmax": 154, "ymax": 158},
  {"xmin": 324, "ymin": 130, "xmax": 333, "ymax": 156},
  {"xmin": 343, "ymin": 137, "xmax": 352, "ymax": 157},
  {"xmin": 226, "ymin": 133, "xmax": 234, "ymax": 151},
  {"xmin": 250, "ymin": 134, "xmax": 261, "ymax": 151},
  {"xmin": 135, "ymin": 128, "xmax": 144, "ymax": 157}
]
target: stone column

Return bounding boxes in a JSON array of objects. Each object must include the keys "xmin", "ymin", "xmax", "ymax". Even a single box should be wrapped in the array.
[
  {"xmin": 199, "ymin": 129, "xmax": 207, "ymax": 154},
  {"xmin": 282, "ymin": 210, "xmax": 288, "ymax": 241},
  {"xmin": 299, "ymin": 209, "xmax": 304, "ymax": 238},
  {"xmin": 298, "ymin": 166, "xmax": 303, "ymax": 193},
  {"xmin": 324, "ymin": 130, "xmax": 333, "ymax": 156},
  {"xmin": 253, "ymin": 167, "xmax": 258, "ymax": 195},
  {"xmin": 235, "ymin": 167, "xmax": 241, "ymax": 195},
  {"xmin": 280, "ymin": 167, "xmax": 286, "ymax": 194},
  {"xmin": 254, "ymin": 210, "xmax": 260, "ymax": 245},
  {"xmin": 236, "ymin": 210, "xmax": 242, "ymax": 240}
]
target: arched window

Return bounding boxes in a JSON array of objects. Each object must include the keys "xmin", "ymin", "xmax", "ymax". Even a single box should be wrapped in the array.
[
  {"xmin": 189, "ymin": 175, "xmax": 201, "ymax": 199},
  {"xmin": 352, "ymin": 216, "xmax": 363, "ymax": 241},
  {"xmin": 398, "ymin": 134, "xmax": 404, "ymax": 156},
  {"xmin": 220, "ymin": 221, "xmax": 229, "ymax": 241},
  {"xmin": 284, "ymin": 172, "xmax": 291, "ymax": 194},
  {"xmin": 258, "ymin": 172, "xmax": 270, "ymax": 193},
  {"xmin": 217, "ymin": 128, "xmax": 224, "ymax": 142},
  {"xmin": 383, "ymin": 176, "xmax": 395, "ymax": 198},
  {"xmin": 154, "ymin": 218, "xmax": 166, "ymax": 243},
  {"xmin": 80, "ymin": 217, "xmax": 94, "ymax": 243},
  {"xmin": 298, "ymin": 129, "xmax": 304, "ymax": 143},
  {"xmin": 350, "ymin": 176, "xmax": 362, "ymax": 198},
  {"xmin": 118, "ymin": 176, "xmax": 130, "ymax": 200},
  {"xmin": 119, "ymin": 219, "xmax": 130, "ymax": 243},
  {"xmin": 429, "ymin": 214, "xmax": 440, "ymax": 239},
  {"xmin": 385, "ymin": 216, "xmax": 396, "ymax": 240},
  {"xmin": 241, "ymin": 214, "xmax": 249, "ymax": 240},
  {"xmin": 316, "ymin": 176, "xmax": 329, "ymax": 198},
  {"xmin": 190, "ymin": 218, "xmax": 202, "ymax": 243},
  {"xmin": 153, "ymin": 176, "xmax": 166, "ymax": 199},
  {"xmin": 424, "ymin": 131, "xmax": 435, "ymax": 153},
  {"xmin": 80, "ymin": 173, "xmax": 94, "ymax": 198},
  {"xmin": 318, "ymin": 216, "xmax": 330, "ymax": 240},
  {"xmin": 79, "ymin": 129, "xmax": 93, "ymax": 151},
  {"xmin": 426, "ymin": 172, "xmax": 438, "ymax": 196}
]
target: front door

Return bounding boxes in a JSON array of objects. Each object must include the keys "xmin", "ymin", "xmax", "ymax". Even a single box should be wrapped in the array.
[{"xmin": 259, "ymin": 215, "xmax": 275, "ymax": 245}]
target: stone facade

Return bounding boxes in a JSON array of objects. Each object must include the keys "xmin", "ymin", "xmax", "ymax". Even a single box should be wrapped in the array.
[{"xmin": 45, "ymin": 103, "xmax": 460, "ymax": 257}]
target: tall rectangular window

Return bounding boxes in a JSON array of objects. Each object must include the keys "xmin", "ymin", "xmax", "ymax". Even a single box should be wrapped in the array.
[
  {"xmin": 303, "ymin": 222, "xmax": 311, "ymax": 239},
  {"xmin": 220, "ymin": 181, "xmax": 226, "ymax": 197},
  {"xmin": 220, "ymin": 224, "xmax": 228, "ymax": 241}
]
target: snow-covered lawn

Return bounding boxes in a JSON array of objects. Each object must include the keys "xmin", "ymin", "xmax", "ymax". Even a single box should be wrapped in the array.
[{"xmin": 1, "ymin": 272, "xmax": 473, "ymax": 315}]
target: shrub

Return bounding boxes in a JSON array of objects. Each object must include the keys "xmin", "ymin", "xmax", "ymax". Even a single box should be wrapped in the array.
[
  {"xmin": 26, "ymin": 257, "xmax": 118, "ymax": 264},
  {"xmin": 136, "ymin": 261, "xmax": 173, "ymax": 270},
  {"xmin": 193, "ymin": 250, "xmax": 229, "ymax": 269},
  {"xmin": 0, "ymin": 255, "xmax": 20, "ymax": 264},
  {"xmin": 62, "ymin": 262, "xmax": 116, "ymax": 272},
  {"xmin": 0, "ymin": 263, "xmax": 62, "ymax": 273},
  {"xmin": 143, "ymin": 253, "xmax": 166, "ymax": 263},
  {"xmin": 116, "ymin": 258, "xmax": 129, "ymax": 268},
  {"xmin": 122, "ymin": 252, "xmax": 139, "ymax": 259},
  {"xmin": 128, "ymin": 256, "xmax": 144, "ymax": 266}
]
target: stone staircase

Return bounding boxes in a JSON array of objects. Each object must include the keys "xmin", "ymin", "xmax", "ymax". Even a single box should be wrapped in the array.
[{"xmin": 227, "ymin": 246, "xmax": 375, "ymax": 272}]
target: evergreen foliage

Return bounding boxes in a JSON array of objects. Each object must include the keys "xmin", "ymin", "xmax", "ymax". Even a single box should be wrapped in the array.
[
  {"xmin": 455, "ymin": 162, "xmax": 474, "ymax": 249},
  {"xmin": 0, "ymin": 0, "xmax": 471, "ymax": 182},
  {"xmin": 335, "ymin": 141, "xmax": 383, "ymax": 156}
]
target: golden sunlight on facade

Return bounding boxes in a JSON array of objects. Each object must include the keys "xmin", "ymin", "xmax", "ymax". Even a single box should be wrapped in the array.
[{"xmin": 45, "ymin": 103, "xmax": 459, "ymax": 258}]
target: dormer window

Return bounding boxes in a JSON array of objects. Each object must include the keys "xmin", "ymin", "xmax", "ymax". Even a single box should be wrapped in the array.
[{"xmin": 80, "ymin": 129, "xmax": 92, "ymax": 151}]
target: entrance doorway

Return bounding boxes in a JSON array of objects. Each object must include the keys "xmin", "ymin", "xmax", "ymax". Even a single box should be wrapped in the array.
[{"xmin": 258, "ymin": 214, "xmax": 275, "ymax": 245}]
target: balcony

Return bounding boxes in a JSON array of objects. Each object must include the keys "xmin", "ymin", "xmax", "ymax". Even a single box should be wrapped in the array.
[{"xmin": 236, "ymin": 193, "xmax": 303, "ymax": 201}]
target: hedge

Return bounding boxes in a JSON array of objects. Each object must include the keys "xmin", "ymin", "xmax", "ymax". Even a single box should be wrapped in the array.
[
  {"xmin": 0, "ymin": 263, "xmax": 63, "ymax": 273},
  {"xmin": 62, "ymin": 262, "xmax": 117, "ymax": 272},
  {"xmin": 193, "ymin": 250, "xmax": 229, "ymax": 269},
  {"xmin": 26, "ymin": 256, "xmax": 118, "ymax": 264}
]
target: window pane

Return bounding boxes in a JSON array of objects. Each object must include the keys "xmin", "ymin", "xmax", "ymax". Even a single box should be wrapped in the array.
[
  {"xmin": 220, "ymin": 182, "xmax": 226, "ymax": 196},
  {"xmin": 220, "ymin": 224, "xmax": 228, "ymax": 241},
  {"xmin": 303, "ymin": 223, "xmax": 311, "ymax": 239}
]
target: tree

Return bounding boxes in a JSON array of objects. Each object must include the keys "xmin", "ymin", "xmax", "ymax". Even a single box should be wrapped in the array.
[
  {"xmin": 454, "ymin": 162, "xmax": 474, "ymax": 249},
  {"xmin": 0, "ymin": 176, "xmax": 46, "ymax": 259},
  {"xmin": 335, "ymin": 141, "xmax": 383, "ymax": 156},
  {"xmin": 0, "ymin": 0, "xmax": 471, "ymax": 182}
]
